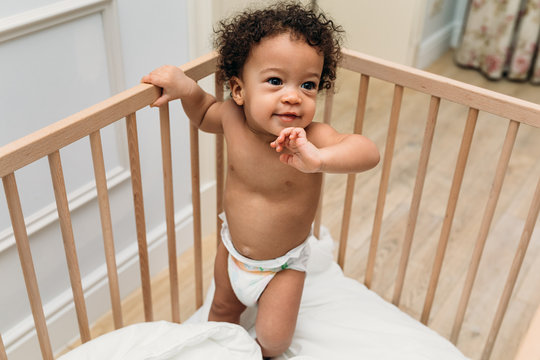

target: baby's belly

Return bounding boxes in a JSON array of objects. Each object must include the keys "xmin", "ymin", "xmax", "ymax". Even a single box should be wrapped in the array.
[{"xmin": 224, "ymin": 191, "xmax": 319, "ymax": 260}]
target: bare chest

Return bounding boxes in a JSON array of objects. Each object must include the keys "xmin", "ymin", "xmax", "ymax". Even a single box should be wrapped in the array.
[{"xmin": 224, "ymin": 128, "xmax": 315, "ymax": 194}]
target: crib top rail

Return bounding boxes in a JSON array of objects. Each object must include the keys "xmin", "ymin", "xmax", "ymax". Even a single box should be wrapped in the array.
[
  {"xmin": 0, "ymin": 51, "xmax": 218, "ymax": 178},
  {"xmin": 340, "ymin": 48, "xmax": 540, "ymax": 128}
]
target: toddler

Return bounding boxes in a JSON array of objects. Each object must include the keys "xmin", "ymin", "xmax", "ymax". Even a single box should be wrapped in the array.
[{"xmin": 142, "ymin": 2, "xmax": 380, "ymax": 357}]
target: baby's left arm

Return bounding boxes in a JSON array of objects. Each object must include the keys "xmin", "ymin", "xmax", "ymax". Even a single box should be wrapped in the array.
[{"xmin": 271, "ymin": 123, "xmax": 380, "ymax": 174}]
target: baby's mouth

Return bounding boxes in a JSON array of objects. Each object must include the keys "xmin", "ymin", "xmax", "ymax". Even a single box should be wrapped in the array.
[{"xmin": 276, "ymin": 113, "xmax": 299, "ymax": 122}]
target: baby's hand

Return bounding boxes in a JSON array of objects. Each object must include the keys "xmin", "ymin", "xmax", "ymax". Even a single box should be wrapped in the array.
[
  {"xmin": 141, "ymin": 65, "xmax": 195, "ymax": 107},
  {"xmin": 270, "ymin": 127, "xmax": 322, "ymax": 173}
]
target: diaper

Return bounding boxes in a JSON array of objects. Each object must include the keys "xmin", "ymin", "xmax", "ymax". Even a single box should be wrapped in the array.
[{"xmin": 219, "ymin": 213, "xmax": 311, "ymax": 307}]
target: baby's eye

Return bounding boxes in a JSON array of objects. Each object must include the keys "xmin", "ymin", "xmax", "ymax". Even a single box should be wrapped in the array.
[
  {"xmin": 267, "ymin": 77, "xmax": 282, "ymax": 86},
  {"xmin": 301, "ymin": 81, "xmax": 317, "ymax": 90}
]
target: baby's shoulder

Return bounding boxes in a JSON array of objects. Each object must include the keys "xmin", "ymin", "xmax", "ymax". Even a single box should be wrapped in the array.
[{"xmin": 219, "ymin": 99, "xmax": 245, "ymax": 127}]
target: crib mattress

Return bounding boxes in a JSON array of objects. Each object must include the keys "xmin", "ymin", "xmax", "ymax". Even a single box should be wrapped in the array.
[{"xmin": 60, "ymin": 228, "xmax": 468, "ymax": 360}]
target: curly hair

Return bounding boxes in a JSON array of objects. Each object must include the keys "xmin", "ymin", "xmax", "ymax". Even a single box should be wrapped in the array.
[{"xmin": 213, "ymin": 1, "xmax": 344, "ymax": 91}]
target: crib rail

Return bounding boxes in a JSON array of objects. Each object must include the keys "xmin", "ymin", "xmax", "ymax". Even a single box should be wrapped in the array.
[
  {"xmin": 1, "ymin": 48, "xmax": 539, "ymax": 360},
  {"xmin": 340, "ymin": 49, "xmax": 540, "ymax": 127},
  {"xmin": 0, "ymin": 52, "xmax": 218, "ymax": 359},
  {"xmin": 333, "ymin": 49, "xmax": 540, "ymax": 360}
]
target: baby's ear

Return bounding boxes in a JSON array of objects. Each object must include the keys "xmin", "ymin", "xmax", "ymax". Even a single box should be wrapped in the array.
[{"xmin": 230, "ymin": 76, "xmax": 244, "ymax": 106}]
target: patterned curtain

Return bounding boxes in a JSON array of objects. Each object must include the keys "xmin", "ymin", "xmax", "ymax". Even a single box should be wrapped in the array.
[{"xmin": 455, "ymin": 0, "xmax": 540, "ymax": 83}]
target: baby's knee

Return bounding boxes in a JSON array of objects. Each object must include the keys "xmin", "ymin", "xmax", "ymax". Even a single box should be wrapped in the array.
[
  {"xmin": 256, "ymin": 329, "xmax": 293, "ymax": 357},
  {"xmin": 208, "ymin": 297, "xmax": 243, "ymax": 323}
]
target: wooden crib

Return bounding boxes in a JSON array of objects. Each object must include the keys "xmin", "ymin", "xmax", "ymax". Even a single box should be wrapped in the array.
[{"xmin": 1, "ymin": 48, "xmax": 539, "ymax": 360}]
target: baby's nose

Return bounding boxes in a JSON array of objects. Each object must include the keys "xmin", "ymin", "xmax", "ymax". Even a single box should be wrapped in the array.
[{"xmin": 281, "ymin": 89, "xmax": 302, "ymax": 104}]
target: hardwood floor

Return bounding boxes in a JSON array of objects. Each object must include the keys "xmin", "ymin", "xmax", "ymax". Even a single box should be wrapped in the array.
[{"xmin": 73, "ymin": 51, "xmax": 540, "ymax": 360}]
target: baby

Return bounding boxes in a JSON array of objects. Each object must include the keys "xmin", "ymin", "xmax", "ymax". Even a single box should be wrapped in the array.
[{"xmin": 142, "ymin": 2, "xmax": 379, "ymax": 357}]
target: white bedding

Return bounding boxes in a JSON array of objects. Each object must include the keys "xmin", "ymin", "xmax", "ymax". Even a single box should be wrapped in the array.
[{"xmin": 60, "ymin": 228, "xmax": 468, "ymax": 359}]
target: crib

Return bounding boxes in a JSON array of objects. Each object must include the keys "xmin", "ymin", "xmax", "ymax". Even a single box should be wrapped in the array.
[{"xmin": 1, "ymin": 48, "xmax": 539, "ymax": 360}]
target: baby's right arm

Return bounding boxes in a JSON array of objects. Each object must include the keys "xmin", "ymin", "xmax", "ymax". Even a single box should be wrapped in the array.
[{"xmin": 142, "ymin": 65, "xmax": 222, "ymax": 132}]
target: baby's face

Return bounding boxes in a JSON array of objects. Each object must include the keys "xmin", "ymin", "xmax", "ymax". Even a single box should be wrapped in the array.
[{"xmin": 232, "ymin": 32, "xmax": 324, "ymax": 138}]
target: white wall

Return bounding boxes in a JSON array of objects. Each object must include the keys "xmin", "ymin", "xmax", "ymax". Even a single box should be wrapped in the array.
[
  {"xmin": 416, "ymin": 0, "xmax": 468, "ymax": 68},
  {"xmin": 316, "ymin": 0, "xmax": 467, "ymax": 69},
  {"xmin": 0, "ymin": 1, "xmax": 213, "ymax": 358},
  {"xmin": 316, "ymin": 0, "xmax": 427, "ymax": 66}
]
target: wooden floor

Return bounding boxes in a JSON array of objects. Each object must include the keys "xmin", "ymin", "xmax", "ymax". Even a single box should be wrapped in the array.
[{"xmin": 70, "ymin": 51, "xmax": 540, "ymax": 359}]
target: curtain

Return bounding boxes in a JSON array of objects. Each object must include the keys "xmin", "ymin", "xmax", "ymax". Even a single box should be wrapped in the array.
[{"xmin": 455, "ymin": 0, "xmax": 540, "ymax": 83}]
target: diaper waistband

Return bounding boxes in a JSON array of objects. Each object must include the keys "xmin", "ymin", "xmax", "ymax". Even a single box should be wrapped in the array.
[{"xmin": 219, "ymin": 212, "xmax": 311, "ymax": 270}]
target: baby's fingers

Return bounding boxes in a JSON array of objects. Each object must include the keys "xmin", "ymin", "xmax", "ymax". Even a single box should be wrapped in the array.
[
  {"xmin": 150, "ymin": 94, "xmax": 171, "ymax": 108},
  {"xmin": 271, "ymin": 141, "xmax": 285, "ymax": 152}
]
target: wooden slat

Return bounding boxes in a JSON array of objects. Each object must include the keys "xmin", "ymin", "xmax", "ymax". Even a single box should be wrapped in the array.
[
  {"xmin": 365, "ymin": 84, "xmax": 403, "ymax": 288},
  {"xmin": 2, "ymin": 174, "xmax": 53, "ymax": 359},
  {"xmin": 481, "ymin": 174, "xmax": 540, "ymax": 359},
  {"xmin": 0, "ymin": 333, "xmax": 6, "ymax": 360},
  {"xmin": 392, "ymin": 95, "xmax": 440, "ymax": 306},
  {"xmin": 125, "ymin": 113, "xmax": 153, "ymax": 322},
  {"xmin": 89, "ymin": 131, "xmax": 123, "ymax": 329},
  {"xmin": 190, "ymin": 124, "xmax": 204, "ymax": 308},
  {"xmin": 0, "ymin": 51, "xmax": 219, "ymax": 178},
  {"xmin": 314, "ymin": 89, "xmax": 334, "ymax": 239},
  {"xmin": 421, "ymin": 107, "xmax": 478, "ymax": 324},
  {"xmin": 340, "ymin": 48, "xmax": 540, "ymax": 128},
  {"xmin": 48, "ymin": 150, "xmax": 91, "ymax": 342},
  {"xmin": 215, "ymin": 76, "xmax": 225, "ymax": 248},
  {"xmin": 337, "ymin": 75, "xmax": 369, "ymax": 268},
  {"xmin": 451, "ymin": 120, "xmax": 520, "ymax": 344},
  {"xmin": 159, "ymin": 104, "xmax": 180, "ymax": 323}
]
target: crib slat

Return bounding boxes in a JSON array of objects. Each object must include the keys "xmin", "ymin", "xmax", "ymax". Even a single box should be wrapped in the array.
[
  {"xmin": 314, "ymin": 89, "xmax": 334, "ymax": 239},
  {"xmin": 215, "ymin": 76, "xmax": 225, "ymax": 248},
  {"xmin": 421, "ymin": 108, "xmax": 478, "ymax": 324},
  {"xmin": 125, "ymin": 113, "xmax": 153, "ymax": 321},
  {"xmin": 2, "ymin": 173, "xmax": 53, "ymax": 359},
  {"xmin": 451, "ymin": 120, "xmax": 520, "ymax": 344},
  {"xmin": 89, "ymin": 131, "xmax": 123, "ymax": 329},
  {"xmin": 392, "ymin": 95, "xmax": 440, "ymax": 306},
  {"xmin": 159, "ymin": 104, "xmax": 180, "ymax": 323},
  {"xmin": 337, "ymin": 75, "xmax": 369, "ymax": 268},
  {"xmin": 0, "ymin": 333, "xmax": 6, "ymax": 360},
  {"xmin": 190, "ymin": 124, "xmax": 204, "ymax": 308},
  {"xmin": 365, "ymin": 84, "xmax": 403, "ymax": 288},
  {"xmin": 481, "ymin": 175, "xmax": 540, "ymax": 359},
  {"xmin": 48, "ymin": 150, "xmax": 91, "ymax": 342}
]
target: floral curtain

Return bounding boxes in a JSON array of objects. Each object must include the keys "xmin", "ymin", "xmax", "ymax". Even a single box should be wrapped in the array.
[{"xmin": 455, "ymin": 0, "xmax": 540, "ymax": 83}]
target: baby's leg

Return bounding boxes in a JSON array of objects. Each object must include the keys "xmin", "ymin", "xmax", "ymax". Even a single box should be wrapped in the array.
[
  {"xmin": 256, "ymin": 269, "xmax": 306, "ymax": 357},
  {"xmin": 208, "ymin": 241, "xmax": 246, "ymax": 323}
]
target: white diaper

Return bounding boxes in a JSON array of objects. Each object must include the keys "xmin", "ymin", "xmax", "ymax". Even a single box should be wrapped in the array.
[{"xmin": 219, "ymin": 213, "xmax": 311, "ymax": 307}]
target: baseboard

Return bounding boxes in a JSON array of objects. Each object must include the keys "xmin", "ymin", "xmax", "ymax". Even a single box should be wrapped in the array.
[
  {"xmin": 416, "ymin": 22, "xmax": 456, "ymax": 69},
  {"xmin": 4, "ymin": 181, "xmax": 217, "ymax": 359}
]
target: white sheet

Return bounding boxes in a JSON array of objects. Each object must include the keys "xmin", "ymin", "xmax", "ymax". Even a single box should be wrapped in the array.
[
  {"xmin": 58, "ymin": 321, "xmax": 261, "ymax": 359},
  {"xmin": 60, "ymin": 227, "xmax": 468, "ymax": 359},
  {"xmin": 191, "ymin": 227, "xmax": 468, "ymax": 359}
]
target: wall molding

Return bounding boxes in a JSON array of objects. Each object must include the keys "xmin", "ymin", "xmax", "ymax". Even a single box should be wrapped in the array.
[
  {"xmin": 0, "ymin": 0, "xmax": 110, "ymax": 43},
  {"xmin": 4, "ymin": 181, "xmax": 217, "ymax": 358},
  {"xmin": 0, "ymin": 166, "xmax": 130, "ymax": 253},
  {"xmin": 0, "ymin": 0, "xmax": 129, "ymax": 254}
]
